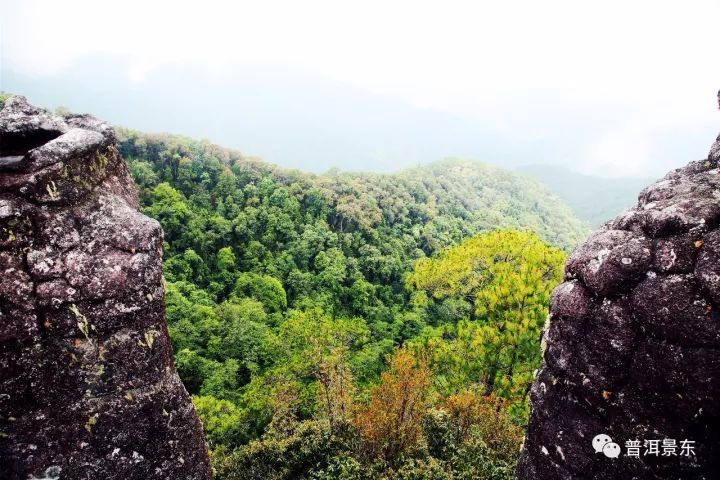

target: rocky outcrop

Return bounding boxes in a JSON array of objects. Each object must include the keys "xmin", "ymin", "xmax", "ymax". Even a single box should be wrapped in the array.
[
  {"xmin": 517, "ymin": 134, "xmax": 720, "ymax": 479},
  {"xmin": 0, "ymin": 97, "xmax": 211, "ymax": 479}
]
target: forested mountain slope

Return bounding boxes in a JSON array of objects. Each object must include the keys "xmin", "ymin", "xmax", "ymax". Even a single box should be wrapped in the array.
[
  {"xmin": 117, "ymin": 129, "xmax": 587, "ymax": 478},
  {"xmin": 120, "ymin": 130, "xmax": 587, "ymax": 256},
  {"xmin": 119, "ymin": 129, "xmax": 586, "ymax": 326}
]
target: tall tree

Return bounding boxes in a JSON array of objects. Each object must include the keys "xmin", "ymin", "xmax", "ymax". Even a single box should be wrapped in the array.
[
  {"xmin": 354, "ymin": 348, "xmax": 430, "ymax": 463},
  {"xmin": 408, "ymin": 230, "xmax": 565, "ymax": 400}
]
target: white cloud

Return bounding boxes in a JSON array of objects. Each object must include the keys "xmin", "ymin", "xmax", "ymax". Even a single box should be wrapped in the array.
[{"xmin": 3, "ymin": 0, "xmax": 720, "ymax": 175}]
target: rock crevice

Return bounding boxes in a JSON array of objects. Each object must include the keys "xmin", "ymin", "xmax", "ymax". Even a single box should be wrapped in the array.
[
  {"xmin": 0, "ymin": 96, "xmax": 211, "ymax": 480},
  {"xmin": 517, "ymin": 134, "xmax": 720, "ymax": 479}
]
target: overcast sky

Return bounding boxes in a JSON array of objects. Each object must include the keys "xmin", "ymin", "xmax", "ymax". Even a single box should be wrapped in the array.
[{"xmin": 2, "ymin": 0, "xmax": 720, "ymax": 177}]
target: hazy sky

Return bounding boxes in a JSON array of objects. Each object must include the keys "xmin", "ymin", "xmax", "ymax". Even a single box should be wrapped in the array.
[{"xmin": 2, "ymin": 0, "xmax": 720, "ymax": 176}]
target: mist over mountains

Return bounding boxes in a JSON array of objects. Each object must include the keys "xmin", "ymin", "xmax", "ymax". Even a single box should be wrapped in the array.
[
  {"xmin": 4, "ymin": 55, "xmax": 697, "ymax": 226},
  {"xmin": 4, "ymin": 55, "xmax": 713, "ymax": 178},
  {"xmin": 517, "ymin": 165, "xmax": 656, "ymax": 227}
]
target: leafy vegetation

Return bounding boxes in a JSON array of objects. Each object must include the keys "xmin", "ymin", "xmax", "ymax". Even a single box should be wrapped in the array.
[{"xmin": 119, "ymin": 130, "xmax": 577, "ymax": 478}]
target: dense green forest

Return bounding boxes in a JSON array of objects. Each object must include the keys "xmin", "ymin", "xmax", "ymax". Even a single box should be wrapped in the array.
[{"xmin": 119, "ymin": 129, "xmax": 584, "ymax": 479}]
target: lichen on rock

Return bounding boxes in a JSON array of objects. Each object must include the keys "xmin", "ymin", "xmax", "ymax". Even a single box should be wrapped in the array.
[
  {"xmin": 517, "ymin": 137, "xmax": 720, "ymax": 478},
  {"xmin": 0, "ymin": 96, "xmax": 211, "ymax": 479}
]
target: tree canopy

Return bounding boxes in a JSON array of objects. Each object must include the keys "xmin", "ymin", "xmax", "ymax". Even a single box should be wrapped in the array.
[{"xmin": 120, "ymin": 129, "xmax": 578, "ymax": 479}]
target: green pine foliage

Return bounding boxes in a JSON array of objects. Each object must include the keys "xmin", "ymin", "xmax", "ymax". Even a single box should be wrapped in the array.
[{"xmin": 119, "ymin": 129, "xmax": 581, "ymax": 478}]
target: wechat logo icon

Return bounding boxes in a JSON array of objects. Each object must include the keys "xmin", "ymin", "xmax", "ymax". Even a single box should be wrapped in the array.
[{"xmin": 593, "ymin": 434, "xmax": 621, "ymax": 458}]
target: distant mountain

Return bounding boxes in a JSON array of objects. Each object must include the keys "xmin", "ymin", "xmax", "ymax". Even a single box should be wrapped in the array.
[
  {"xmin": 114, "ymin": 109, "xmax": 587, "ymax": 480},
  {"xmin": 388, "ymin": 158, "xmax": 590, "ymax": 251},
  {"xmin": 119, "ymin": 129, "xmax": 589, "ymax": 253},
  {"xmin": 517, "ymin": 165, "xmax": 656, "ymax": 228}
]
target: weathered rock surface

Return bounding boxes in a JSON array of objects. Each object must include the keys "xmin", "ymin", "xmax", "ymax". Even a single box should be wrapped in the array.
[
  {"xmin": 517, "ymin": 135, "xmax": 720, "ymax": 479},
  {"xmin": 0, "ymin": 96, "xmax": 211, "ymax": 479}
]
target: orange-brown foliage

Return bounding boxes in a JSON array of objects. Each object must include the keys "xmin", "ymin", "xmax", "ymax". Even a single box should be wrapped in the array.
[{"xmin": 354, "ymin": 348, "xmax": 430, "ymax": 463}]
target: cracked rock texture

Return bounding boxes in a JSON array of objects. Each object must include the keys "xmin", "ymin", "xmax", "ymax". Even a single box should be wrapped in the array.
[
  {"xmin": 516, "ymin": 133, "xmax": 720, "ymax": 479},
  {"xmin": 0, "ymin": 96, "xmax": 211, "ymax": 480}
]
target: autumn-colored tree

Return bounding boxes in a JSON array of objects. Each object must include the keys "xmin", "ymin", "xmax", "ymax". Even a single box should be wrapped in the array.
[
  {"xmin": 117, "ymin": 129, "xmax": 586, "ymax": 479},
  {"xmin": 354, "ymin": 348, "xmax": 430, "ymax": 463}
]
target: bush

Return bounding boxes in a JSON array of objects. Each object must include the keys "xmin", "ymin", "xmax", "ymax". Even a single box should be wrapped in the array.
[
  {"xmin": 215, "ymin": 420, "xmax": 352, "ymax": 480},
  {"xmin": 441, "ymin": 391, "xmax": 522, "ymax": 463},
  {"xmin": 234, "ymin": 272, "xmax": 288, "ymax": 313},
  {"xmin": 354, "ymin": 349, "xmax": 430, "ymax": 464},
  {"xmin": 193, "ymin": 395, "xmax": 249, "ymax": 448}
]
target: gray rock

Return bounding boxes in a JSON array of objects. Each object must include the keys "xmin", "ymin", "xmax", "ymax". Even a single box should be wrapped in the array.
[
  {"xmin": 653, "ymin": 232, "xmax": 699, "ymax": 273},
  {"xmin": 709, "ymin": 133, "xmax": 720, "ymax": 163},
  {"xmin": 25, "ymin": 128, "xmax": 107, "ymax": 171},
  {"xmin": 517, "ymin": 135, "xmax": 720, "ymax": 479},
  {"xmin": 565, "ymin": 230, "xmax": 652, "ymax": 296},
  {"xmin": 0, "ymin": 96, "xmax": 211, "ymax": 480},
  {"xmin": 696, "ymin": 229, "xmax": 720, "ymax": 304},
  {"xmin": 0, "ymin": 95, "xmax": 68, "ymax": 157}
]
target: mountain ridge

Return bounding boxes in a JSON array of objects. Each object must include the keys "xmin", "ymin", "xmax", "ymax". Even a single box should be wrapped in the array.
[{"xmin": 118, "ymin": 129, "xmax": 589, "ymax": 253}]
